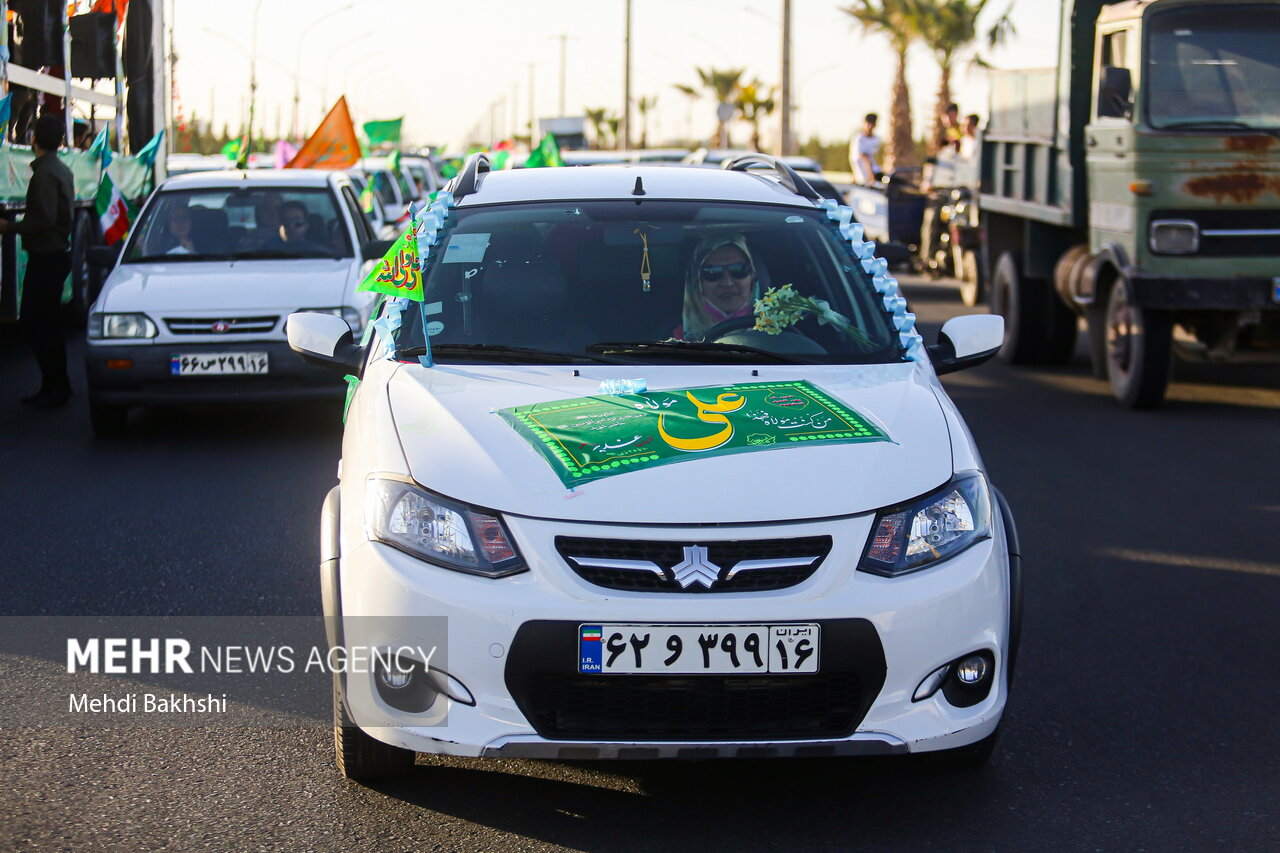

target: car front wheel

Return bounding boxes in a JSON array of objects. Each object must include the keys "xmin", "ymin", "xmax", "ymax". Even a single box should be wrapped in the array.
[{"xmin": 333, "ymin": 675, "xmax": 415, "ymax": 782}]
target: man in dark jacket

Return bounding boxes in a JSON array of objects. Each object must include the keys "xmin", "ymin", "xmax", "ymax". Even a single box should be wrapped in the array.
[{"xmin": 0, "ymin": 115, "xmax": 76, "ymax": 408}]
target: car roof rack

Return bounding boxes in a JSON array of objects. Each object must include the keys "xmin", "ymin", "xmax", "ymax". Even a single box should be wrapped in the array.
[
  {"xmin": 451, "ymin": 152, "xmax": 492, "ymax": 200},
  {"xmin": 722, "ymin": 153, "xmax": 821, "ymax": 202}
]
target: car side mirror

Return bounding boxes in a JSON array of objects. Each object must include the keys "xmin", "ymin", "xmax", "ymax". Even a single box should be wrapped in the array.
[
  {"xmin": 1097, "ymin": 65, "xmax": 1132, "ymax": 119},
  {"xmin": 286, "ymin": 312, "xmax": 365, "ymax": 376},
  {"xmin": 87, "ymin": 245, "xmax": 122, "ymax": 267},
  {"xmin": 361, "ymin": 238, "xmax": 395, "ymax": 261},
  {"xmin": 928, "ymin": 314, "xmax": 1003, "ymax": 375}
]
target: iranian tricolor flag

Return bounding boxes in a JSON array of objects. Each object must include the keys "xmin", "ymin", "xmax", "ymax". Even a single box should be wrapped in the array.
[{"xmin": 95, "ymin": 171, "xmax": 134, "ymax": 245}]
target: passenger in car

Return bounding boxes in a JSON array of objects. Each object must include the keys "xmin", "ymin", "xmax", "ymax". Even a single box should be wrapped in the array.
[
  {"xmin": 238, "ymin": 193, "xmax": 284, "ymax": 250},
  {"xmin": 163, "ymin": 204, "xmax": 196, "ymax": 255},
  {"xmin": 673, "ymin": 233, "xmax": 760, "ymax": 340},
  {"xmin": 277, "ymin": 200, "xmax": 332, "ymax": 254}
]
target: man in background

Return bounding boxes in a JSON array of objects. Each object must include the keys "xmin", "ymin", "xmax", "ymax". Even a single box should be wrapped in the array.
[
  {"xmin": 0, "ymin": 115, "xmax": 76, "ymax": 408},
  {"xmin": 849, "ymin": 113, "xmax": 882, "ymax": 185}
]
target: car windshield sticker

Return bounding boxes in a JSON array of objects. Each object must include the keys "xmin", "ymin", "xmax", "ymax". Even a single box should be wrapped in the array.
[
  {"xmin": 498, "ymin": 380, "xmax": 889, "ymax": 488},
  {"xmin": 441, "ymin": 233, "xmax": 489, "ymax": 263}
]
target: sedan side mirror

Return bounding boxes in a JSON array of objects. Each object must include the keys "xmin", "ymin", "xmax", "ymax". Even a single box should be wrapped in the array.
[
  {"xmin": 286, "ymin": 312, "xmax": 365, "ymax": 376},
  {"xmin": 361, "ymin": 238, "xmax": 395, "ymax": 261},
  {"xmin": 928, "ymin": 314, "xmax": 1003, "ymax": 375},
  {"xmin": 87, "ymin": 245, "xmax": 122, "ymax": 267}
]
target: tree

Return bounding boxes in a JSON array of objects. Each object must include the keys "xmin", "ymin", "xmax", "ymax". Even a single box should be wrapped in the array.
[
  {"xmin": 734, "ymin": 80, "xmax": 777, "ymax": 152},
  {"xmin": 694, "ymin": 66, "xmax": 745, "ymax": 147},
  {"xmin": 841, "ymin": 0, "xmax": 921, "ymax": 171},
  {"xmin": 584, "ymin": 107, "xmax": 612, "ymax": 149},
  {"xmin": 636, "ymin": 95, "xmax": 657, "ymax": 149},
  {"xmin": 673, "ymin": 83, "xmax": 700, "ymax": 145},
  {"xmin": 914, "ymin": 0, "xmax": 1014, "ymax": 155}
]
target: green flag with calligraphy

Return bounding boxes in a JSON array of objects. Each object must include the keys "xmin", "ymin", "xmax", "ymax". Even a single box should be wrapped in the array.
[
  {"xmin": 356, "ymin": 226, "xmax": 423, "ymax": 301},
  {"xmin": 499, "ymin": 380, "xmax": 889, "ymax": 488}
]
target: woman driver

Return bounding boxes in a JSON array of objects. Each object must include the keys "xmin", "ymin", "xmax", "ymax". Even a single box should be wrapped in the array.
[{"xmin": 674, "ymin": 233, "xmax": 760, "ymax": 341}]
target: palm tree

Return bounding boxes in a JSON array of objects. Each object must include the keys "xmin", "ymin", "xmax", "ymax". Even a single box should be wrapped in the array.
[
  {"xmin": 636, "ymin": 95, "xmax": 658, "ymax": 149},
  {"xmin": 734, "ymin": 80, "xmax": 777, "ymax": 152},
  {"xmin": 673, "ymin": 83, "xmax": 700, "ymax": 144},
  {"xmin": 694, "ymin": 66, "xmax": 745, "ymax": 147},
  {"xmin": 841, "ymin": 0, "xmax": 920, "ymax": 171},
  {"xmin": 584, "ymin": 107, "xmax": 612, "ymax": 150},
  {"xmin": 914, "ymin": 0, "xmax": 1014, "ymax": 155}
]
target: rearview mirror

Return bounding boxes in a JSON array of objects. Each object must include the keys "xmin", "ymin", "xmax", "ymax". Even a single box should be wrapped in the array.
[
  {"xmin": 928, "ymin": 314, "xmax": 1003, "ymax": 375},
  {"xmin": 286, "ymin": 312, "xmax": 365, "ymax": 376},
  {"xmin": 87, "ymin": 245, "xmax": 122, "ymax": 268},
  {"xmin": 361, "ymin": 238, "xmax": 395, "ymax": 261}
]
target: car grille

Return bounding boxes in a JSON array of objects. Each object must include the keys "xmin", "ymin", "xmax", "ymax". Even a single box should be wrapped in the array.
[
  {"xmin": 555, "ymin": 535, "xmax": 832, "ymax": 593},
  {"xmin": 1151, "ymin": 209, "xmax": 1280, "ymax": 257},
  {"xmin": 505, "ymin": 620, "xmax": 887, "ymax": 742},
  {"xmin": 164, "ymin": 316, "xmax": 279, "ymax": 335}
]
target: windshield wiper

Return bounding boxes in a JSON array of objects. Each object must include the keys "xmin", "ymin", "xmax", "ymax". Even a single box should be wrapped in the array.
[
  {"xmin": 126, "ymin": 253, "xmax": 235, "ymax": 263},
  {"xmin": 1160, "ymin": 120, "xmax": 1280, "ymax": 139},
  {"xmin": 587, "ymin": 339, "xmax": 810, "ymax": 364},
  {"xmin": 397, "ymin": 343, "xmax": 621, "ymax": 364},
  {"xmin": 233, "ymin": 247, "xmax": 343, "ymax": 260}
]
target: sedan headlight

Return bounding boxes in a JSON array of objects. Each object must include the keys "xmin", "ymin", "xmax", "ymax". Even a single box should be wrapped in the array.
[
  {"xmin": 365, "ymin": 478, "xmax": 525, "ymax": 577},
  {"xmin": 1149, "ymin": 219, "xmax": 1199, "ymax": 255},
  {"xmin": 89, "ymin": 312, "xmax": 158, "ymax": 339},
  {"xmin": 858, "ymin": 472, "xmax": 992, "ymax": 577},
  {"xmin": 299, "ymin": 306, "xmax": 363, "ymax": 335}
]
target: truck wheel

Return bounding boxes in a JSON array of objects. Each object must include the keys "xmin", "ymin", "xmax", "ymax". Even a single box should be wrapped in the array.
[
  {"xmin": 958, "ymin": 249, "xmax": 983, "ymax": 307},
  {"xmin": 89, "ymin": 400, "xmax": 129, "ymax": 438},
  {"xmin": 1104, "ymin": 278, "xmax": 1171, "ymax": 409},
  {"xmin": 333, "ymin": 675, "xmax": 415, "ymax": 782}
]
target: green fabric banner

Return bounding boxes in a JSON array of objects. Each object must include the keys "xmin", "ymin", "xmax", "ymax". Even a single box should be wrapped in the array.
[
  {"xmin": 363, "ymin": 118, "xmax": 403, "ymax": 147},
  {"xmin": 500, "ymin": 380, "xmax": 889, "ymax": 488}
]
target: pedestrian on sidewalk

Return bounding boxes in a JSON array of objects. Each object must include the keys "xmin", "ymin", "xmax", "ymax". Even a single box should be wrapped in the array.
[{"xmin": 0, "ymin": 114, "xmax": 76, "ymax": 408}]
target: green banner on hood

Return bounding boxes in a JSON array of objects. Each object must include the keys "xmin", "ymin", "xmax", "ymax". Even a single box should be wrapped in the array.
[{"xmin": 499, "ymin": 380, "xmax": 890, "ymax": 488}]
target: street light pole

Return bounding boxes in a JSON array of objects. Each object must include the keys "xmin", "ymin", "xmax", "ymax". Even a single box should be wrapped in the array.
[
  {"xmin": 293, "ymin": 2, "xmax": 355, "ymax": 142},
  {"xmin": 622, "ymin": 0, "xmax": 632, "ymax": 149},
  {"xmin": 247, "ymin": 0, "xmax": 265, "ymax": 157},
  {"xmin": 778, "ymin": 0, "xmax": 793, "ymax": 156}
]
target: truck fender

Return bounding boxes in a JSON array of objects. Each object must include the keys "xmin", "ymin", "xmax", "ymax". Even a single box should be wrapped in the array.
[{"xmin": 1078, "ymin": 243, "xmax": 1130, "ymax": 307}]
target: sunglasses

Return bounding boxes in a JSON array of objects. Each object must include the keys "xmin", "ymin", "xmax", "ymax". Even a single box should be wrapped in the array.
[
  {"xmin": 700, "ymin": 261, "xmax": 753, "ymax": 282},
  {"xmin": 282, "ymin": 218, "xmax": 307, "ymax": 228}
]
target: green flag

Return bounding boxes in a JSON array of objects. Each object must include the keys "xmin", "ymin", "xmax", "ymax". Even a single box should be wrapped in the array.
[
  {"xmin": 356, "ymin": 227, "xmax": 423, "ymax": 301},
  {"xmin": 524, "ymin": 133, "xmax": 563, "ymax": 168},
  {"xmin": 363, "ymin": 118, "xmax": 403, "ymax": 147}
]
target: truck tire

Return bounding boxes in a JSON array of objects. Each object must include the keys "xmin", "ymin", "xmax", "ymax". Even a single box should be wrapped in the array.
[
  {"xmin": 333, "ymin": 674, "xmax": 415, "ymax": 782},
  {"xmin": 991, "ymin": 252, "xmax": 1075, "ymax": 364},
  {"xmin": 1104, "ymin": 277, "xmax": 1171, "ymax": 409},
  {"xmin": 958, "ymin": 248, "xmax": 983, "ymax": 307}
]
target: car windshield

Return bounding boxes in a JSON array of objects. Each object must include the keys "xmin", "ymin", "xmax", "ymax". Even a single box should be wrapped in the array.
[
  {"xmin": 390, "ymin": 200, "xmax": 903, "ymax": 365},
  {"xmin": 123, "ymin": 186, "xmax": 353, "ymax": 262},
  {"xmin": 1146, "ymin": 6, "xmax": 1280, "ymax": 129}
]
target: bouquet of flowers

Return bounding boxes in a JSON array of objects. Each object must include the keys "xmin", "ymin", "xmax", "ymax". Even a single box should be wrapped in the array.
[{"xmin": 753, "ymin": 284, "xmax": 871, "ymax": 345}]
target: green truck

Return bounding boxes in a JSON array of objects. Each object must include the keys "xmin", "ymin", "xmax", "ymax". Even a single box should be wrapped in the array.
[{"xmin": 978, "ymin": 0, "xmax": 1280, "ymax": 407}]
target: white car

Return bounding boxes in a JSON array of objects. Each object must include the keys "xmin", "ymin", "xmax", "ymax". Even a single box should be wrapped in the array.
[
  {"xmin": 85, "ymin": 169, "xmax": 393, "ymax": 436},
  {"xmin": 287, "ymin": 155, "xmax": 1019, "ymax": 782}
]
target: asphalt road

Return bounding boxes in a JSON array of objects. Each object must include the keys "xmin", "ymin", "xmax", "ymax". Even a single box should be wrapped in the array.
[{"xmin": 3, "ymin": 279, "xmax": 1279, "ymax": 852}]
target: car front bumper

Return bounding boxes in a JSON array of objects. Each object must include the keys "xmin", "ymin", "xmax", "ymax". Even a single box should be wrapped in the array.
[
  {"xmin": 85, "ymin": 340, "xmax": 347, "ymax": 406},
  {"xmin": 334, "ymin": 511, "xmax": 1012, "ymax": 759}
]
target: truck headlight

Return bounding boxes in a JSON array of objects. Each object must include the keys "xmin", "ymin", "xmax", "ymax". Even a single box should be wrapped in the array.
[
  {"xmin": 1149, "ymin": 220, "xmax": 1199, "ymax": 255},
  {"xmin": 365, "ymin": 478, "xmax": 525, "ymax": 578},
  {"xmin": 89, "ymin": 312, "xmax": 158, "ymax": 339},
  {"xmin": 858, "ymin": 472, "xmax": 992, "ymax": 577}
]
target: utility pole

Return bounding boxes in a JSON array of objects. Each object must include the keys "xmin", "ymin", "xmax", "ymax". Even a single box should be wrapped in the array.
[
  {"xmin": 621, "ymin": 0, "xmax": 632, "ymax": 149},
  {"xmin": 556, "ymin": 33, "xmax": 569, "ymax": 116},
  {"xmin": 779, "ymin": 0, "xmax": 793, "ymax": 156},
  {"xmin": 528, "ymin": 62, "xmax": 536, "ymax": 138}
]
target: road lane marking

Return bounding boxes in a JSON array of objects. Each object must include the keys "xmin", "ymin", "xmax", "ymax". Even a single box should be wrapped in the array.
[{"xmin": 1101, "ymin": 548, "xmax": 1280, "ymax": 578}]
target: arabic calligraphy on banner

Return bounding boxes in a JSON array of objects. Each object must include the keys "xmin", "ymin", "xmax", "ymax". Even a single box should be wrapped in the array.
[{"xmin": 498, "ymin": 381, "xmax": 890, "ymax": 488}]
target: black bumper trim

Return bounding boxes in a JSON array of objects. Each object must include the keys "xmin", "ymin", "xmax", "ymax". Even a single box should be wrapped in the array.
[{"xmin": 1130, "ymin": 275, "xmax": 1280, "ymax": 311}]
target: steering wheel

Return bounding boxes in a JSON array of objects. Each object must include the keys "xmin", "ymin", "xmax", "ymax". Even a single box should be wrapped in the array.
[{"xmin": 702, "ymin": 315, "xmax": 757, "ymax": 341}]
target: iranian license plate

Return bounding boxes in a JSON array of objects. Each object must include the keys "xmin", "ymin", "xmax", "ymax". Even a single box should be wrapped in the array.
[
  {"xmin": 578, "ymin": 624, "xmax": 820, "ymax": 675},
  {"xmin": 170, "ymin": 352, "xmax": 269, "ymax": 376}
]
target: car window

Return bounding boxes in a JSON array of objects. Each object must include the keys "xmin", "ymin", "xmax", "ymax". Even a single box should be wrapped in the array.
[
  {"xmin": 370, "ymin": 171, "xmax": 400, "ymax": 207},
  {"xmin": 123, "ymin": 187, "xmax": 354, "ymax": 262},
  {"xmin": 338, "ymin": 185, "xmax": 373, "ymax": 245},
  {"xmin": 389, "ymin": 201, "xmax": 902, "ymax": 365}
]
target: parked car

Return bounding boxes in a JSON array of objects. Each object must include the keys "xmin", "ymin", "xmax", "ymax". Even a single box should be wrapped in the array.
[
  {"xmin": 84, "ymin": 169, "xmax": 392, "ymax": 436},
  {"xmin": 287, "ymin": 154, "xmax": 1019, "ymax": 782},
  {"xmin": 360, "ymin": 156, "xmax": 417, "ymax": 226},
  {"xmin": 343, "ymin": 169, "xmax": 392, "ymax": 238},
  {"xmin": 683, "ymin": 148, "xmax": 823, "ymax": 173},
  {"xmin": 400, "ymin": 155, "xmax": 443, "ymax": 197}
]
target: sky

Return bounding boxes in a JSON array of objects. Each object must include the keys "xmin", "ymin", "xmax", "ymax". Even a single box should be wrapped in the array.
[{"xmin": 171, "ymin": 0, "xmax": 1064, "ymax": 153}]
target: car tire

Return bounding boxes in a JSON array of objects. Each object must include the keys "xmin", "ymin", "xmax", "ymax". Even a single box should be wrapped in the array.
[
  {"xmin": 1104, "ymin": 276, "xmax": 1172, "ymax": 409},
  {"xmin": 958, "ymin": 248, "xmax": 983, "ymax": 307},
  {"xmin": 991, "ymin": 251, "xmax": 1076, "ymax": 365},
  {"xmin": 89, "ymin": 400, "xmax": 129, "ymax": 437},
  {"xmin": 333, "ymin": 674, "xmax": 415, "ymax": 782}
]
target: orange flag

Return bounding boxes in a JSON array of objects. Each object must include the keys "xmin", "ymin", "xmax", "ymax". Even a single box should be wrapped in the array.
[{"xmin": 286, "ymin": 97, "xmax": 361, "ymax": 170}]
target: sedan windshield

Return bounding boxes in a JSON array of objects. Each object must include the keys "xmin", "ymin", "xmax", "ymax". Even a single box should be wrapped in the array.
[
  {"xmin": 1146, "ymin": 7, "xmax": 1280, "ymax": 130},
  {"xmin": 390, "ymin": 200, "xmax": 903, "ymax": 365},
  {"xmin": 123, "ymin": 186, "xmax": 353, "ymax": 262}
]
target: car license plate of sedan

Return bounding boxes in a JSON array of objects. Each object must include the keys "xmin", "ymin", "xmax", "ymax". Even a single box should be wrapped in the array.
[
  {"xmin": 579, "ymin": 624, "xmax": 819, "ymax": 675},
  {"xmin": 171, "ymin": 352, "xmax": 269, "ymax": 376}
]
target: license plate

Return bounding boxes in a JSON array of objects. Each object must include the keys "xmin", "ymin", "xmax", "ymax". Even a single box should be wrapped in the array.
[
  {"xmin": 578, "ymin": 624, "xmax": 820, "ymax": 675},
  {"xmin": 170, "ymin": 352, "xmax": 269, "ymax": 376}
]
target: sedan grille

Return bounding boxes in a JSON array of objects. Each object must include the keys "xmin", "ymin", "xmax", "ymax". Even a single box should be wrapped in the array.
[{"xmin": 164, "ymin": 316, "xmax": 279, "ymax": 335}]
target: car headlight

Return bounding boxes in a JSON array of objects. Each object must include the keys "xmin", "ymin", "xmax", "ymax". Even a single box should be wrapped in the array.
[
  {"xmin": 1149, "ymin": 219, "xmax": 1199, "ymax": 255},
  {"xmin": 858, "ymin": 472, "xmax": 992, "ymax": 577},
  {"xmin": 365, "ymin": 478, "xmax": 525, "ymax": 577},
  {"xmin": 299, "ymin": 306, "xmax": 363, "ymax": 335},
  {"xmin": 89, "ymin": 312, "xmax": 158, "ymax": 339}
]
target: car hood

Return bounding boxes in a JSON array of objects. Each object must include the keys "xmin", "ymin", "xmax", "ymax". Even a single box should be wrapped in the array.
[
  {"xmin": 100, "ymin": 259, "xmax": 355, "ymax": 314},
  {"xmin": 387, "ymin": 363, "xmax": 954, "ymax": 524}
]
